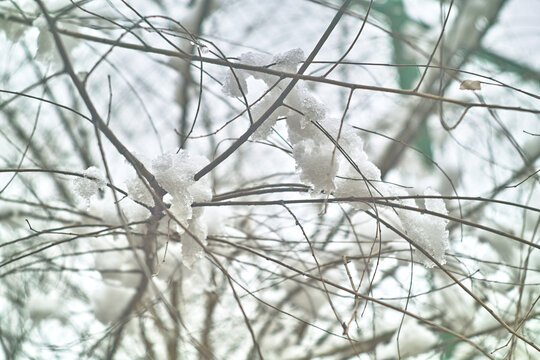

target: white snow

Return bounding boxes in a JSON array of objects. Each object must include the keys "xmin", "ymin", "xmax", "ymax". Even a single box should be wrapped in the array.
[
  {"xmin": 221, "ymin": 48, "xmax": 304, "ymax": 98},
  {"xmin": 221, "ymin": 68, "xmax": 249, "ymax": 98},
  {"xmin": 250, "ymin": 89, "xmax": 288, "ymax": 140},
  {"xmin": 224, "ymin": 49, "xmax": 451, "ymax": 270},
  {"xmin": 125, "ymin": 151, "xmax": 212, "ymax": 268},
  {"xmin": 334, "ymin": 151, "xmax": 386, "ymax": 210},
  {"xmin": 126, "ymin": 176, "xmax": 154, "ymax": 206},
  {"xmin": 272, "ymin": 48, "xmax": 304, "ymax": 73},
  {"xmin": 284, "ymin": 87, "xmax": 339, "ymax": 192},
  {"xmin": 397, "ymin": 188, "xmax": 449, "ymax": 267},
  {"xmin": 73, "ymin": 166, "xmax": 106, "ymax": 202},
  {"xmin": 292, "ymin": 138, "xmax": 338, "ymax": 192},
  {"xmin": 181, "ymin": 212, "xmax": 208, "ymax": 269},
  {"xmin": 222, "ymin": 49, "xmax": 387, "ymax": 198}
]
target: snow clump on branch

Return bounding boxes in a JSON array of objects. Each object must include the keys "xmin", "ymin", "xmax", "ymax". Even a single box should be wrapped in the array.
[
  {"xmin": 221, "ymin": 48, "xmax": 304, "ymax": 98},
  {"xmin": 0, "ymin": 1, "xmax": 81, "ymax": 65},
  {"xmin": 394, "ymin": 188, "xmax": 449, "ymax": 267},
  {"xmin": 221, "ymin": 48, "xmax": 384, "ymax": 197},
  {"xmin": 221, "ymin": 48, "xmax": 451, "ymax": 268},
  {"xmin": 73, "ymin": 166, "xmax": 106, "ymax": 202},
  {"xmin": 126, "ymin": 151, "xmax": 212, "ymax": 268},
  {"xmin": 81, "ymin": 151, "xmax": 214, "ymax": 324},
  {"xmin": 77, "ymin": 151, "xmax": 212, "ymax": 281}
]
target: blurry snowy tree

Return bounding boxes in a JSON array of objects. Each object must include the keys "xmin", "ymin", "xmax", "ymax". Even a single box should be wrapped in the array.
[{"xmin": 0, "ymin": 0, "xmax": 539, "ymax": 359}]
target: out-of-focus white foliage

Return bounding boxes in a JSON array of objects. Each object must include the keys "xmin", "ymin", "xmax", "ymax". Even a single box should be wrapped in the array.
[
  {"xmin": 73, "ymin": 166, "xmax": 106, "ymax": 202},
  {"xmin": 204, "ymin": 206, "xmax": 227, "ymax": 236},
  {"xmin": 430, "ymin": 273, "xmax": 476, "ymax": 331},
  {"xmin": 85, "ymin": 196, "xmax": 151, "ymax": 228},
  {"xmin": 27, "ymin": 291, "xmax": 65, "ymax": 322},
  {"xmin": 181, "ymin": 209, "xmax": 209, "ymax": 268},
  {"xmin": 33, "ymin": 16, "xmax": 56, "ymax": 62},
  {"xmin": 92, "ymin": 282, "xmax": 136, "ymax": 324},
  {"xmin": 0, "ymin": 17, "xmax": 26, "ymax": 43},
  {"xmin": 93, "ymin": 238, "xmax": 144, "ymax": 288},
  {"xmin": 378, "ymin": 319, "xmax": 438, "ymax": 359}
]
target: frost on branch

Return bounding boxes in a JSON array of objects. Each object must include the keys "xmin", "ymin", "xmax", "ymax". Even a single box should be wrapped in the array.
[{"xmin": 397, "ymin": 188, "xmax": 449, "ymax": 267}]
